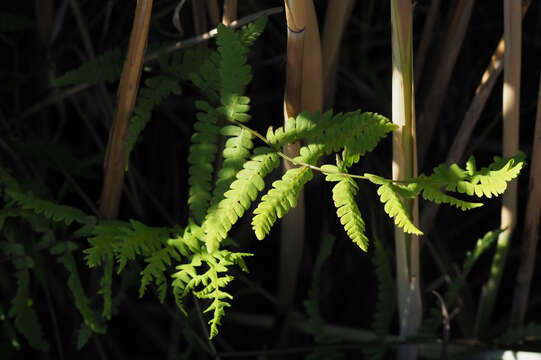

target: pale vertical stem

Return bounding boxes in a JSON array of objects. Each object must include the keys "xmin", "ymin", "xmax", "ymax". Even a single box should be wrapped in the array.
[
  {"xmin": 100, "ymin": 0, "xmax": 153, "ymax": 219},
  {"xmin": 222, "ymin": 0, "xmax": 238, "ymax": 25},
  {"xmin": 391, "ymin": 0, "xmax": 421, "ymax": 358},
  {"xmin": 417, "ymin": 0, "xmax": 474, "ymax": 165},
  {"xmin": 414, "ymin": 0, "xmax": 440, "ymax": 89},
  {"xmin": 511, "ymin": 72, "xmax": 541, "ymax": 327},
  {"xmin": 278, "ymin": 0, "xmax": 322, "ymax": 323},
  {"xmin": 321, "ymin": 0, "xmax": 355, "ymax": 108},
  {"xmin": 475, "ymin": 0, "xmax": 521, "ymax": 336}
]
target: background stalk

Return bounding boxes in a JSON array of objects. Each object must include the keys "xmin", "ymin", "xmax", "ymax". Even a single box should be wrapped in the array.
[
  {"xmin": 475, "ymin": 0, "xmax": 522, "ymax": 337},
  {"xmin": 510, "ymin": 72, "xmax": 541, "ymax": 328},
  {"xmin": 391, "ymin": 0, "xmax": 421, "ymax": 358},
  {"xmin": 100, "ymin": 0, "xmax": 153, "ymax": 219},
  {"xmin": 277, "ymin": 0, "xmax": 322, "ymax": 344}
]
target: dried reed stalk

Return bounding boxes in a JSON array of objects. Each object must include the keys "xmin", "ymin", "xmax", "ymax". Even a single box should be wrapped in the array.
[
  {"xmin": 475, "ymin": 0, "xmax": 522, "ymax": 336},
  {"xmin": 100, "ymin": 0, "xmax": 153, "ymax": 219}
]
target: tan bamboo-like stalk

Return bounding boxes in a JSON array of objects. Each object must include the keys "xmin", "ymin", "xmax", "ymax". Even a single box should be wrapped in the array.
[
  {"xmin": 191, "ymin": 0, "xmax": 208, "ymax": 35},
  {"xmin": 475, "ymin": 0, "xmax": 522, "ymax": 336},
  {"xmin": 417, "ymin": 0, "xmax": 474, "ymax": 165},
  {"xmin": 321, "ymin": 0, "xmax": 355, "ymax": 108},
  {"xmin": 222, "ymin": 0, "xmax": 238, "ymax": 25},
  {"xmin": 391, "ymin": 0, "xmax": 421, "ymax": 358},
  {"xmin": 100, "ymin": 0, "xmax": 153, "ymax": 219},
  {"xmin": 278, "ymin": 0, "xmax": 322, "ymax": 324},
  {"xmin": 414, "ymin": 0, "xmax": 440, "ymax": 89},
  {"xmin": 511, "ymin": 72, "xmax": 541, "ymax": 328},
  {"xmin": 207, "ymin": 0, "xmax": 220, "ymax": 27}
]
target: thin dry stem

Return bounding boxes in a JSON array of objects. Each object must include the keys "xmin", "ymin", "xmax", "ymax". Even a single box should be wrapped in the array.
[
  {"xmin": 321, "ymin": 0, "xmax": 355, "ymax": 108},
  {"xmin": 414, "ymin": 0, "xmax": 440, "ymax": 89},
  {"xmin": 511, "ymin": 72, "xmax": 541, "ymax": 327},
  {"xmin": 100, "ymin": 0, "xmax": 153, "ymax": 219},
  {"xmin": 222, "ymin": 0, "xmax": 238, "ymax": 25},
  {"xmin": 475, "ymin": 0, "xmax": 522, "ymax": 336},
  {"xmin": 418, "ymin": 0, "xmax": 474, "ymax": 166}
]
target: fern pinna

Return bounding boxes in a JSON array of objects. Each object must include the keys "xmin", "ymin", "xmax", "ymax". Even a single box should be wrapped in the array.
[{"xmin": 0, "ymin": 15, "xmax": 526, "ymax": 349}]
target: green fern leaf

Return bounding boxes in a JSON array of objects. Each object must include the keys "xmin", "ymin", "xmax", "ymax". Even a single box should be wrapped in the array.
[
  {"xmin": 325, "ymin": 167, "xmax": 369, "ymax": 251},
  {"xmin": 189, "ymin": 53, "xmax": 221, "ymax": 103},
  {"xmin": 210, "ymin": 125, "xmax": 254, "ymax": 210},
  {"xmin": 140, "ymin": 245, "xmax": 181, "ymax": 302},
  {"xmin": 252, "ymin": 143, "xmax": 325, "ymax": 240},
  {"xmin": 171, "ymin": 246, "xmax": 251, "ymax": 339},
  {"xmin": 76, "ymin": 322, "xmax": 93, "ymax": 350},
  {"xmin": 188, "ymin": 101, "xmax": 221, "ymax": 224},
  {"xmin": 217, "ymin": 23, "xmax": 252, "ymax": 98},
  {"xmin": 203, "ymin": 147, "xmax": 280, "ymax": 252},
  {"xmin": 57, "ymin": 251, "xmax": 106, "ymax": 334},
  {"xmin": 125, "ymin": 75, "xmax": 182, "ymax": 166},
  {"xmin": 266, "ymin": 111, "xmax": 327, "ymax": 147},
  {"xmin": 8, "ymin": 269, "xmax": 49, "ymax": 352},
  {"xmin": 6, "ymin": 189, "xmax": 94, "ymax": 226},
  {"xmin": 238, "ymin": 16, "xmax": 268, "ymax": 47},
  {"xmin": 365, "ymin": 174, "xmax": 423, "ymax": 235},
  {"xmin": 429, "ymin": 153, "xmax": 525, "ymax": 198},
  {"xmin": 98, "ymin": 255, "xmax": 114, "ymax": 320},
  {"xmin": 52, "ymin": 48, "xmax": 123, "ymax": 87}
]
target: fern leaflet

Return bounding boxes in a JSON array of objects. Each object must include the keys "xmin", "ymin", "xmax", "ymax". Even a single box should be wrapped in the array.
[
  {"xmin": 203, "ymin": 147, "xmax": 280, "ymax": 252},
  {"xmin": 8, "ymin": 269, "xmax": 49, "ymax": 352},
  {"xmin": 323, "ymin": 165, "xmax": 369, "ymax": 251},
  {"xmin": 125, "ymin": 75, "xmax": 182, "ymax": 166},
  {"xmin": 52, "ymin": 48, "xmax": 123, "ymax": 87}
]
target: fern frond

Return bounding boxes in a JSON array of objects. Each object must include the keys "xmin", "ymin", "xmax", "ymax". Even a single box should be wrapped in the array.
[
  {"xmin": 188, "ymin": 101, "xmax": 221, "ymax": 224},
  {"xmin": 125, "ymin": 75, "xmax": 182, "ymax": 166},
  {"xmin": 171, "ymin": 246, "xmax": 251, "ymax": 339},
  {"xmin": 98, "ymin": 255, "xmax": 114, "ymax": 320},
  {"xmin": 422, "ymin": 229, "xmax": 500, "ymax": 334},
  {"xmin": 76, "ymin": 323, "xmax": 93, "ymax": 350},
  {"xmin": 166, "ymin": 46, "xmax": 213, "ymax": 81},
  {"xmin": 427, "ymin": 153, "xmax": 525, "ymax": 198},
  {"xmin": 325, "ymin": 166, "xmax": 369, "ymax": 251},
  {"xmin": 210, "ymin": 125, "xmax": 254, "ymax": 207},
  {"xmin": 365, "ymin": 174, "xmax": 423, "ymax": 235},
  {"xmin": 52, "ymin": 48, "xmax": 123, "ymax": 87},
  {"xmin": 140, "ymin": 245, "xmax": 181, "ymax": 302},
  {"xmin": 203, "ymin": 147, "xmax": 280, "ymax": 252},
  {"xmin": 217, "ymin": 23, "xmax": 252, "ymax": 99},
  {"xmin": 189, "ymin": 53, "xmax": 220, "ymax": 103},
  {"xmin": 238, "ymin": 16, "xmax": 268, "ymax": 47},
  {"xmin": 57, "ymin": 251, "xmax": 106, "ymax": 334},
  {"xmin": 317, "ymin": 111, "xmax": 397, "ymax": 167},
  {"xmin": 8, "ymin": 269, "xmax": 49, "ymax": 352},
  {"xmin": 266, "ymin": 111, "xmax": 328, "ymax": 147}
]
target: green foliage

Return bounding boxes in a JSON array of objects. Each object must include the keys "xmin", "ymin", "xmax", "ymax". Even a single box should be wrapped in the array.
[
  {"xmin": 52, "ymin": 48, "xmax": 124, "ymax": 87},
  {"xmin": 324, "ymin": 164, "xmax": 368, "ymax": 251},
  {"xmin": 365, "ymin": 153, "xmax": 525, "ymax": 235},
  {"xmin": 170, "ymin": 223, "xmax": 251, "ymax": 339},
  {"xmin": 8, "ymin": 269, "xmax": 49, "ymax": 352},
  {"xmin": 125, "ymin": 75, "xmax": 182, "ymax": 166},
  {"xmin": 422, "ymin": 229, "xmax": 501, "ymax": 334},
  {"xmin": 203, "ymin": 147, "xmax": 280, "ymax": 252}
]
